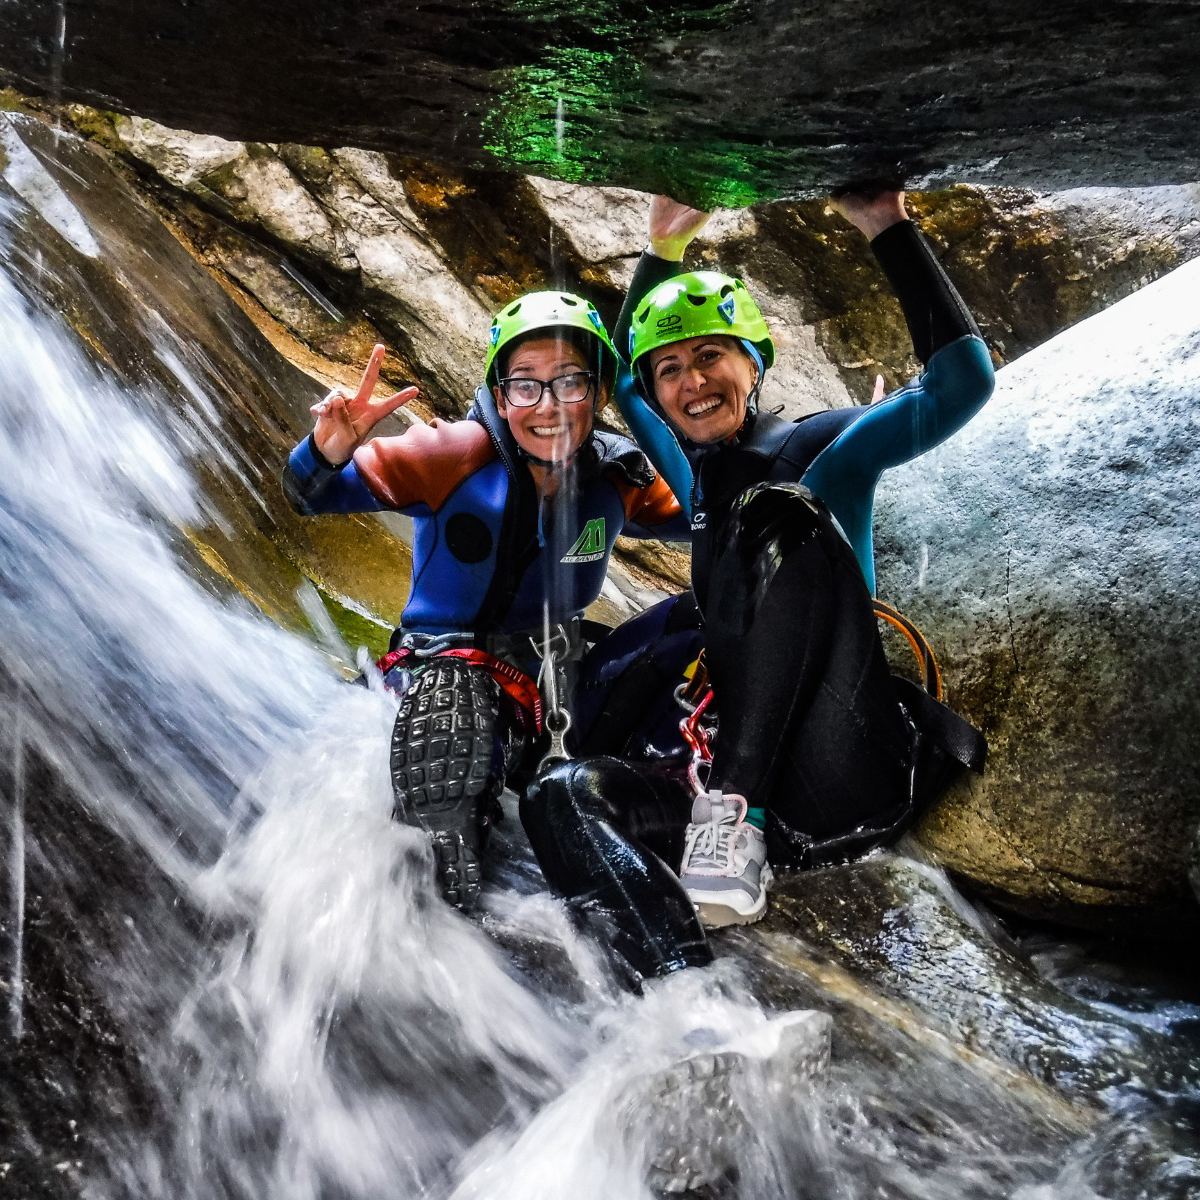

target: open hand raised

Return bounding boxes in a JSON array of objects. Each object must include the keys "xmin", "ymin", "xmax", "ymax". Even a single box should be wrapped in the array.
[
  {"xmin": 828, "ymin": 189, "xmax": 908, "ymax": 241},
  {"xmin": 311, "ymin": 344, "xmax": 419, "ymax": 465},
  {"xmin": 649, "ymin": 195, "xmax": 713, "ymax": 261}
]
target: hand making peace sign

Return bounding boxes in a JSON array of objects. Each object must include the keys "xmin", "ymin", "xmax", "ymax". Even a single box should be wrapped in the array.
[{"xmin": 311, "ymin": 344, "xmax": 419, "ymax": 465}]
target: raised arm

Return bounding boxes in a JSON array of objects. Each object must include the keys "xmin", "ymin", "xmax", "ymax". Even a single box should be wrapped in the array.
[
  {"xmin": 283, "ymin": 345, "xmax": 419, "ymax": 515},
  {"xmin": 830, "ymin": 190, "xmax": 984, "ymax": 368},
  {"xmin": 614, "ymin": 197, "xmax": 713, "ymax": 360},
  {"xmin": 802, "ymin": 191, "xmax": 995, "ymax": 591},
  {"xmin": 611, "ymin": 198, "xmax": 715, "ymax": 521},
  {"xmin": 310, "ymin": 344, "xmax": 419, "ymax": 464}
]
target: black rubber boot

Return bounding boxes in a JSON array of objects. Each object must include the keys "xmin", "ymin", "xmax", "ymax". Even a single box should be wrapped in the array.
[{"xmin": 389, "ymin": 659, "xmax": 503, "ymax": 912}]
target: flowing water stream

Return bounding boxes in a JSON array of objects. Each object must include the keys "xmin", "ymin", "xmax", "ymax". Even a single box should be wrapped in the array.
[{"xmin": 0, "ymin": 126, "xmax": 1198, "ymax": 1199}]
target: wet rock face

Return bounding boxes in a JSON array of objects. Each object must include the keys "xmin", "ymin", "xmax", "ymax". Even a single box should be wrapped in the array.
[
  {"xmin": 0, "ymin": 110, "xmax": 413, "ymax": 652},
  {"xmin": 1, "ymin": 0, "xmax": 1199, "ymax": 203},
  {"xmin": 76, "ymin": 111, "xmax": 1200, "ymax": 417},
  {"xmin": 875, "ymin": 257, "xmax": 1200, "ymax": 930},
  {"xmin": 760, "ymin": 856, "xmax": 1183, "ymax": 1100}
]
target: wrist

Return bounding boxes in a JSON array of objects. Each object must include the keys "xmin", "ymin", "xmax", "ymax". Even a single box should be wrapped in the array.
[
  {"xmin": 865, "ymin": 214, "xmax": 910, "ymax": 243},
  {"xmin": 647, "ymin": 238, "xmax": 687, "ymax": 263},
  {"xmin": 310, "ymin": 431, "xmax": 352, "ymax": 470}
]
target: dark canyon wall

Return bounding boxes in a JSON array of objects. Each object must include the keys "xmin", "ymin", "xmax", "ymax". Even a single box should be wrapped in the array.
[{"xmin": 1, "ymin": 1, "xmax": 1199, "ymax": 203}]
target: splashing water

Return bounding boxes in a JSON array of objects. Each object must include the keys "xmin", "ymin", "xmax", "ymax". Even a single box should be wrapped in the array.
[
  {"xmin": 0, "ymin": 199, "xmax": 811, "ymax": 1200},
  {"xmin": 50, "ymin": 0, "xmax": 67, "ymax": 146},
  {"xmin": 1, "ymin": 148, "xmax": 1197, "ymax": 1199},
  {"xmin": 7, "ymin": 690, "xmax": 24, "ymax": 1043}
]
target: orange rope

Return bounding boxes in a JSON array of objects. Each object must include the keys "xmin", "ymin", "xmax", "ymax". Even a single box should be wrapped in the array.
[{"xmin": 873, "ymin": 600, "xmax": 943, "ymax": 701}]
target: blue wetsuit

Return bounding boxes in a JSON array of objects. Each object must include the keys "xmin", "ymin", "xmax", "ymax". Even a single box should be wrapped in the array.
[
  {"xmin": 283, "ymin": 384, "xmax": 687, "ymax": 666},
  {"xmin": 284, "ymin": 378, "xmax": 694, "ymax": 915}
]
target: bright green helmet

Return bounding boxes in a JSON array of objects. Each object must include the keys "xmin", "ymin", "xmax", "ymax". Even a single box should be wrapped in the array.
[
  {"xmin": 484, "ymin": 290, "xmax": 617, "ymax": 391},
  {"xmin": 627, "ymin": 271, "xmax": 775, "ymax": 380}
]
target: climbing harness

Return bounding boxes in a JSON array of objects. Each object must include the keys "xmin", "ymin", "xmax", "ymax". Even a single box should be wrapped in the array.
[
  {"xmin": 379, "ymin": 617, "xmax": 615, "ymax": 773},
  {"xmin": 376, "ymin": 637, "xmax": 542, "ymax": 733}
]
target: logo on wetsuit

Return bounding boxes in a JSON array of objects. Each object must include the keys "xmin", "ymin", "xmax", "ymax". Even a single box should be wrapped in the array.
[
  {"xmin": 691, "ymin": 510, "xmax": 707, "ymax": 532},
  {"xmin": 561, "ymin": 517, "xmax": 606, "ymax": 564}
]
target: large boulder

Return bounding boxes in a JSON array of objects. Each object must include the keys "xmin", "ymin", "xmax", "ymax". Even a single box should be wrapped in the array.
[
  {"xmin": 1, "ymin": 1, "xmax": 1199, "ymax": 201},
  {"xmin": 875, "ymin": 256, "xmax": 1200, "ymax": 931}
]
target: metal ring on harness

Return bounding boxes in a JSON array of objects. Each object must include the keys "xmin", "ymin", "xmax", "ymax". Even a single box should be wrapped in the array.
[{"xmin": 533, "ymin": 621, "xmax": 576, "ymax": 771}]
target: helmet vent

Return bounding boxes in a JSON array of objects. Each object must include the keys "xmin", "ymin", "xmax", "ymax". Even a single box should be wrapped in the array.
[
  {"xmin": 560, "ymin": 295, "xmax": 579, "ymax": 306},
  {"xmin": 506, "ymin": 302, "xmax": 522, "ymax": 316},
  {"xmin": 636, "ymin": 306, "xmax": 650, "ymax": 325},
  {"xmin": 686, "ymin": 294, "xmax": 706, "ymax": 306},
  {"xmin": 719, "ymin": 284, "xmax": 735, "ymax": 298}
]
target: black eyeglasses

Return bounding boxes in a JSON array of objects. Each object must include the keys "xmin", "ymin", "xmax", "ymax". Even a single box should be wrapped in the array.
[{"xmin": 499, "ymin": 372, "xmax": 595, "ymax": 407}]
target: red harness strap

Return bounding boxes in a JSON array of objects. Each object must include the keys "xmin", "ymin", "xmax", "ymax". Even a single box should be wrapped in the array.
[
  {"xmin": 375, "ymin": 648, "xmax": 409, "ymax": 675},
  {"xmin": 375, "ymin": 646, "xmax": 543, "ymax": 732}
]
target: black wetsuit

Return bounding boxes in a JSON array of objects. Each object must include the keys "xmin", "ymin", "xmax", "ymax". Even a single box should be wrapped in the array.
[{"xmin": 521, "ymin": 221, "xmax": 994, "ymax": 980}]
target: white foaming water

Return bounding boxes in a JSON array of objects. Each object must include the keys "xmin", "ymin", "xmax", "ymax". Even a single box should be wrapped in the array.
[{"xmin": 7, "ymin": 690, "xmax": 24, "ymax": 1043}]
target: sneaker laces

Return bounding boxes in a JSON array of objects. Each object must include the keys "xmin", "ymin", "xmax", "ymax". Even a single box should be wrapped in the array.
[{"xmin": 683, "ymin": 790, "xmax": 748, "ymax": 875}]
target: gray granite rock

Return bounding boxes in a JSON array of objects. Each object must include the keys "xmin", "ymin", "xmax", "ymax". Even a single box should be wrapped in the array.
[{"xmin": 875, "ymin": 257, "xmax": 1200, "ymax": 929}]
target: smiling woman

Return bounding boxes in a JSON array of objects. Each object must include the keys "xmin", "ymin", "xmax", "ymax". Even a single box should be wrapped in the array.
[
  {"xmin": 493, "ymin": 336, "xmax": 598, "ymax": 477},
  {"xmin": 649, "ymin": 336, "xmax": 760, "ymax": 439},
  {"xmin": 281, "ymin": 290, "xmax": 699, "ymax": 926},
  {"xmin": 524, "ymin": 190, "xmax": 995, "ymax": 966}
]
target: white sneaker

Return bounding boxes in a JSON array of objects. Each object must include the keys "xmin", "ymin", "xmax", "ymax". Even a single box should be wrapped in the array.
[{"xmin": 679, "ymin": 790, "xmax": 772, "ymax": 927}]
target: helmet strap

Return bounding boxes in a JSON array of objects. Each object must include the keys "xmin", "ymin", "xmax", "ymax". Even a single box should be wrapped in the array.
[
  {"xmin": 739, "ymin": 340, "xmax": 765, "ymax": 415},
  {"xmin": 744, "ymin": 375, "xmax": 764, "ymax": 417}
]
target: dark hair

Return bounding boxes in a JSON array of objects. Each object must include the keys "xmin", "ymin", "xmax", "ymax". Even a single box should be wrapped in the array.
[{"xmin": 496, "ymin": 326, "xmax": 602, "ymax": 380}]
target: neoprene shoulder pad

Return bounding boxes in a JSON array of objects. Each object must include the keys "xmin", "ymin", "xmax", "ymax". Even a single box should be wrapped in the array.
[{"xmin": 591, "ymin": 429, "xmax": 656, "ymax": 489}]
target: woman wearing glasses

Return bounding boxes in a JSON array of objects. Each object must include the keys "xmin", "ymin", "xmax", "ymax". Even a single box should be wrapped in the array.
[{"xmin": 282, "ymin": 292, "xmax": 704, "ymax": 953}]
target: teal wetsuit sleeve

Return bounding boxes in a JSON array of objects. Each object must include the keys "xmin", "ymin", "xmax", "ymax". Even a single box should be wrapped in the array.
[
  {"xmin": 803, "ymin": 335, "xmax": 995, "ymax": 592},
  {"xmin": 283, "ymin": 435, "xmax": 385, "ymax": 515},
  {"xmin": 612, "ymin": 251, "xmax": 698, "ymax": 518},
  {"xmin": 611, "ymin": 368, "xmax": 695, "ymax": 522}
]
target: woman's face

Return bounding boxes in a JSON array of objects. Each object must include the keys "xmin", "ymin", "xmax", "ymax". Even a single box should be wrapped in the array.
[
  {"xmin": 494, "ymin": 336, "xmax": 604, "ymax": 464},
  {"xmin": 648, "ymin": 335, "xmax": 759, "ymax": 444}
]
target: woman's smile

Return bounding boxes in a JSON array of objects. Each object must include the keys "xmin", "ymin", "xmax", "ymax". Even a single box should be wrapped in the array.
[{"xmin": 650, "ymin": 336, "xmax": 759, "ymax": 442}]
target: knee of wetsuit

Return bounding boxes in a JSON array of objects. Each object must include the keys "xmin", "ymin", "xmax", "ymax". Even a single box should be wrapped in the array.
[
  {"xmin": 520, "ymin": 756, "xmax": 633, "ymax": 833},
  {"xmin": 731, "ymin": 481, "xmax": 825, "ymax": 557}
]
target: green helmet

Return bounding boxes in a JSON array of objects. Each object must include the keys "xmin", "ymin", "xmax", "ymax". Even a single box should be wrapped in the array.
[
  {"xmin": 627, "ymin": 271, "xmax": 775, "ymax": 378},
  {"xmin": 484, "ymin": 290, "xmax": 617, "ymax": 391}
]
